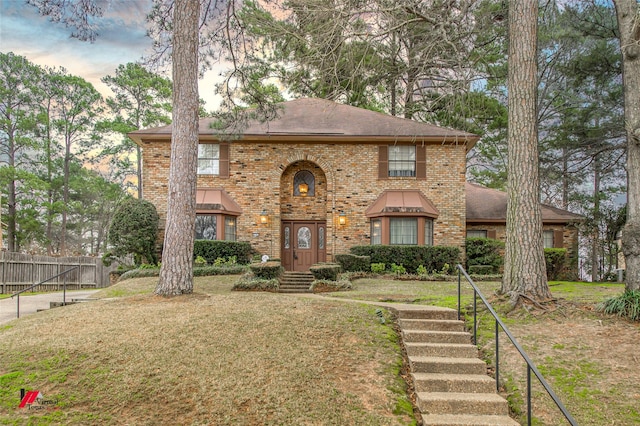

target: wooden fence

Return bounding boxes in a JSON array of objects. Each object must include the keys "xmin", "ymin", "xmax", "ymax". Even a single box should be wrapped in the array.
[{"xmin": 0, "ymin": 251, "xmax": 117, "ymax": 294}]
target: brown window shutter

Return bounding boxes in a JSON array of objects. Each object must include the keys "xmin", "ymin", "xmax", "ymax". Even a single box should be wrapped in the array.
[
  {"xmin": 553, "ymin": 229, "xmax": 564, "ymax": 248},
  {"xmin": 219, "ymin": 143, "xmax": 229, "ymax": 178},
  {"xmin": 378, "ymin": 146, "xmax": 388, "ymax": 179},
  {"xmin": 487, "ymin": 229, "xmax": 497, "ymax": 239},
  {"xmin": 416, "ymin": 145, "xmax": 426, "ymax": 179}
]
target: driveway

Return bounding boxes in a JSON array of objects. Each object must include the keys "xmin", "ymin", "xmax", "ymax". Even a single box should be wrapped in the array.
[{"xmin": 0, "ymin": 290, "xmax": 100, "ymax": 325}]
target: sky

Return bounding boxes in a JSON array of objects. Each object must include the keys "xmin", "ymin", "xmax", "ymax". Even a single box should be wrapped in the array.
[{"xmin": 0, "ymin": 0, "xmax": 221, "ymax": 110}]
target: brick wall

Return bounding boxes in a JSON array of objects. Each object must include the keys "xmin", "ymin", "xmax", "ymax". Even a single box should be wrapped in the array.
[{"xmin": 141, "ymin": 139, "xmax": 467, "ymax": 261}]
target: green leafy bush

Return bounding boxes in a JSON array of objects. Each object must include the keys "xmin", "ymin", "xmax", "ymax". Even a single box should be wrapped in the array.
[
  {"xmin": 350, "ymin": 245, "xmax": 460, "ymax": 274},
  {"xmin": 544, "ymin": 248, "xmax": 566, "ymax": 280},
  {"xmin": 193, "ymin": 265, "xmax": 246, "ymax": 276},
  {"xmin": 371, "ymin": 263, "xmax": 386, "ymax": 273},
  {"xmin": 598, "ymin": 290, "xmax": 640, "ymax": 321},
  {"xmin": 249, "ymin": 261, "xmax": 283, "ymax": 280},
  {"xmin": 193, "ymin": 240, "xmax": 254, "ymax": 264},
  {"xmin": 416, "ymin": 265, "xmax": 428, "ymax": 276},
  {"xmin": 232, "ymin": 274, "xmax": 279, "ymax": 292},
  {"xmin": 194, "ymin": 256, "xmax": 208, "ymax": 265},
  {"xmin": 334, "ymin": 254, "xmax": 370, "ymax": 272},
  {"xmin": 390, "ymin": 263, "xmax": 407, "ymax": 275},
  {"xmin": 309, "ymin": 263, "xmax": 341, "ymax": 281},
  {"xmin": 465, "ymin": 237, "xmax": 504, "ymax": 273},
  {"xmin": 103, "ymin": 197, "xmax": 159, "ymax": 267},
  {"xmin": 468, "ymin": 265, "xmax": 495, "ymax": 275}
]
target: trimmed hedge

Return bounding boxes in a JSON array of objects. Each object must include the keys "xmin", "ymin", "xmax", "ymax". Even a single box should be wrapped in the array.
[
  {"xmin": 334, "ymin": 254, "xmax": 370, "ymax": 272},
  {"xmin": 468, "ymin": 265, "xmax": 495, "ymax": 275},
  {"xmin": 466, "ymin": 237, "xmax": 504, "ymax": 273},
  {"xmin": 349, "ymin": 245, "xmax": 460, "ymax": 274},
  {"xmin": 193, "ymin": 240, "xmax": 254, "ymax": 264},
  {"xmin": 249, "ymin": 261, "xmax": 283, "ymax": 280},
  {"xmin": 544, "ymin": 248, "xmax": 566, "ymax": 281},
  {"xmin": 309, "ymin": 263, "xmax": 341, "ymax": 281}
]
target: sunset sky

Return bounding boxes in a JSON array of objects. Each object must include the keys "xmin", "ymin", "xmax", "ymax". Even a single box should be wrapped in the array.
[{"xmin": 1, "ymin": 0, "xmax": 221, "ymax": 109}]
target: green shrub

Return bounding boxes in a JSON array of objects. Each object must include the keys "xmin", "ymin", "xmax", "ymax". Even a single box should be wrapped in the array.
[
  {"xmin": 309, "ymin": 263, "xmax": 341, "ymax": 281},
  {"xmin": 194, "ymin": 256, "xmax": 208, "ymax": 265},
  {"xmin": 371, "ymin": 263, "xmax": 386, "ymax": 273},
  {"xmin": 544, "ymin": 248, "xmax": 566, "ymax": 280},
  {"xmin": 465, "ymin": 237, "xmax": 504, "ymax": 273},
  {"xmin": 468, "ymin": 265, "xmax": 495, "ymax": 275},
  {"xmin": 390, "ymin": 263, "xmax": 407, "ymax": 275},
  {"xmin": 193, "ymin": 240, "xmax": 254, "ymax": 264},
  {"xmin": 334, "ymin": 254, "xmax": 370, "ymax": 272},
  {"xmin": 249, "ymin": 261, "xmax": 283, "ymax": 280},
  {"xmin": 232, "ymin": 274, "xmax": 279, "ymax": 292},
  {"xmin": 120, "ymin": 268, "xmax": 160, "ymax": 280},
  {"xmin": 598, "ymin": 290, "xmax": 640, "ymax": 321},
  {"xmin": 350, "ymin": 245, "xmax": 460, "ymax": 274},
  {"xmin": 103, "ymin": 197, "xmax": 159, "ymax": 267},
  {"xmin": 193, "ymin": 265, "xmax": 246, "ymax": 276},
  {"xmin": 416, "ymin": 265, "xmax": 428, "ymax": 276}
]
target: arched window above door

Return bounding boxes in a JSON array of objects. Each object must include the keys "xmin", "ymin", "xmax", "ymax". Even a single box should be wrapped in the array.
[{"xmin": 294, "ymin": 170, "xmax": 315, "ymax": 197}]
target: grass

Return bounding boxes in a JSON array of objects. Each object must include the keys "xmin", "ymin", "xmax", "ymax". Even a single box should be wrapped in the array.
[
  {"xmin": 0, "ymin": 276, "xmax": 414, "ymax": 425},
  {"xmin": 0, "ymin": 275, "xmax": 638, "ymax": 425}
]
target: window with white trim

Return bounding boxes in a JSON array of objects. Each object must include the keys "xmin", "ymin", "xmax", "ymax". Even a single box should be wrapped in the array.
[
  {"xmin": 197, "ymin": 144, "xmax": 220, "ymax": 175},
  {"xmin": 388, "ymin": 146, "xmax": 416, "ymax": 177},
  {"xmin": 543, "ymin": 230, "xmax": 554, "ymax": 248}
]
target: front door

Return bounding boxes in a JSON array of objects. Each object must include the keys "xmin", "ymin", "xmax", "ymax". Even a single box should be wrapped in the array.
[{"xmin": 281, "ymin": 221, "xmax": 326, "ymax": 271}]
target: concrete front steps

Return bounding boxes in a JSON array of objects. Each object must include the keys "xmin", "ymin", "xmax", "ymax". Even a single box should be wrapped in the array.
[
  {"xmin": 278, "ymin": 271, "xmax": 313, "ymax": 293},
  {"xmin": 395, "ymin": 306, "xmax": 519, "ymax": 426}
]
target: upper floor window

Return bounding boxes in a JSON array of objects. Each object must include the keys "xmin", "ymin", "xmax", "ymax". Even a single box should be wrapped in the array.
[
  {"xmin": 379, "ymin": 145, "xmax": 425, "ymax": 179},
  {"xmin": 198, "ymin": 144, "xmax": 220, "ymax": 175},
  {"xmin": 388, "ymin": 146, "xmax": 416, "ymax": 177}
]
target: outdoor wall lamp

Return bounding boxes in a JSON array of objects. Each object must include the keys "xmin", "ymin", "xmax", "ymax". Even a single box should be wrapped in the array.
[
  {"xmin": 260, "ymin": 209, "xmax": 268, "ymax": 224},
  {"xmin": 338, "ymin": 212, "xmax": 347, "ymax": 226},
  {"xmin": 298, "ymin": 183, "xmax": 309, "ymax": 197}
]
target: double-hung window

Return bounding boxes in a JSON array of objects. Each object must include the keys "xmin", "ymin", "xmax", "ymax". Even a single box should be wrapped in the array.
[
  {"xmin": 388, "ymin": 145, "xmax": 416, "ymax": 177},
  {"xmin": 198, "ymin": 144, "xmax": 220, "ymax": 175}
]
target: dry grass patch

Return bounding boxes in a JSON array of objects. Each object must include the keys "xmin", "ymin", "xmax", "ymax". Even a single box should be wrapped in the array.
[{"xmin": 0, "ymin": 277, "xmax": 413, "ymax": 425}]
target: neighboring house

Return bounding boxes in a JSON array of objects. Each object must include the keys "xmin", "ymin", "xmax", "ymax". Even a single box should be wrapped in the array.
[
  {"xmin": 129, "ymin": 98, "xmax": 477, "ymax": 271},
  {"xmin": 466, "ymin": 182, "xmax": 583, "ymax": 279}
]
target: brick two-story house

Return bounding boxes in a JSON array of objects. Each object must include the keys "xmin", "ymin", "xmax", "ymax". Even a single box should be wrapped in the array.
[{"xmin": 129, "ymin": 98, "xmax": 581, "ymax": 275}]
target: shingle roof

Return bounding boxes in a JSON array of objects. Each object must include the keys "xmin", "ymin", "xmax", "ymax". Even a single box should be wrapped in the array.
[
  {"xmin": 466, "ymin": 182, "xmax": 584, "ymax": 224},
  {"xmin": 129, "ymin": 98, "xmax": 478, "ymax": 147}
]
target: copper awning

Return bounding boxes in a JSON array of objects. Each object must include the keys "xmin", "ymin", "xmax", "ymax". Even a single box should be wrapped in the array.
[
  {"xmin": 365, "ymin": 190, "xmax": 439, "ymax": 218},
  {"xmin": 196, "ymin": 188, "xmax": 242, "ymax": 215}
]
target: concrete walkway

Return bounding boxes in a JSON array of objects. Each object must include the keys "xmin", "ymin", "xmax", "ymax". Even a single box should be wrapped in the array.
[{"xmin": 0, "ymin": 290, "xmax": 100, "ymax": 325}]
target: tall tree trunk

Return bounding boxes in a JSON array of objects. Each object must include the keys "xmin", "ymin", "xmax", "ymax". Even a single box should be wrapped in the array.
[
  {"xmin": 614, "ymin": 0, "xmax": 640, "ymax": 292},
  {"xmin": 502, "ymin": 0, "xmax": 552, "ymax": 306},
  {"xmin": 155, "ymin": 0, "xmax": 200, "ymax": 296},
  {"xmin": 591, "ymin": 155, "xmax": 601, "ymax": 281}
]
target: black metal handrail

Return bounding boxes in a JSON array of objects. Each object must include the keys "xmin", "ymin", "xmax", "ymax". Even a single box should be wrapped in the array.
[
  {"xmin": 10, "ymin": 266, "xmax": 79, "ymax": 319},
  {"xmin": 456, "ymin": 264, "xmax": 578, "ymax": 426}
]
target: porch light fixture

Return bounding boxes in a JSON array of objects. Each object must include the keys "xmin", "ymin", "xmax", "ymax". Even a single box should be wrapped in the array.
[
  {"xmin": 260, "ymin": 209, "xmax": 268, "ymax": 224},
  {"xmin": 338, "ymin": 212, "xmax": 347, "ymax": 226},
  {"xmin": 298, "ymin": 182, "xmax": 309, "ymax": 197}
]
